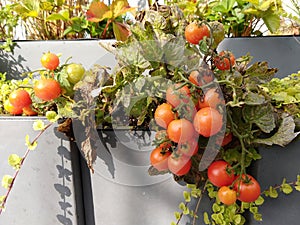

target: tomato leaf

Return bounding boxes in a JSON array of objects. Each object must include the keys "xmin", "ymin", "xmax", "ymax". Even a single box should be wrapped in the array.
[
  {"xmin": 86, "ymin": 1, "xmax": 110, "ymax": 22},
  {"xmin": 243, "ymin": 103, "xmax": 276, "ymax": 133},
  {"xmin": 254, "ymin": 113, "xmax": 300, "ymax": 147}
]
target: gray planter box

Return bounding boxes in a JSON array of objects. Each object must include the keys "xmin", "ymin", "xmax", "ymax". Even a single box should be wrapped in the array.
[{"xmin": 0, "ymin": 117, "xmax": 84, "ymax": 225}]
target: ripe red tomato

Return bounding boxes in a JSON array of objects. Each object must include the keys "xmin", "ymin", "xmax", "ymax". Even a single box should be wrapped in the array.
[
  {"xmin": 207, "ymin": 160, "xmax": 235, "ymax": 187},
  {"xmin": 4, "ymin": 99, "xmax": 23, "ymax": 115},
  {"xmin": 189, "ymin": 69, "xmax": 214, "ymax": 87},
  {"xmin": 234, "ymin": 174, "xmax": 261, "ymax": 203},
  {"xmin": 22, "ymin": 105, "xmax": 38, "ymax": 116},
  {"xmin": 218, "ymin": 186, "xmax": 237, "ymax": 205},
  {"xmin": 167, "ymin": 118, "xmax": 196, "ymax": 143},
  {"xmin": 166, "ymin": 84, "xmax": 191, "ymax": 108},
  {"xmin": 41, "ymin": 52, "xmax": 60, "ymax": 70},
  {"xmin": 154, "ymin": 103, "xmax": 176, "ymax": 129},
  {"xmin": 214, "ymin": 51, "xmax": 235, "ymax": 71},
  {"xmin": 150, "ymin": 146, "xmax": 171, "ymax": 171},
  {"xmin": 177, "ymin": 138, "xmax": 199, "ymax": 156},
  {"xmin": 66, "ymin": 63, "xmax": 85, "ymax": 84},
  {"xmin": 198, "ymin": 87, "xmax": 225, "ymax": 109},
  {"xmin": 193, "ymin": 107, "xmax": 223, "ymax": 137},
  {"xmin": 185, "ymin": 22, "xmax": 210, "ymax": 45},
  {"xmin": 168, "ymin": 153, "xmax": 191, "ymax": 176},
  {"xmin": 9, "ymin": 89, "xmax": 32, "ymax": 108},
  {"xmin": 34, "ymin": 78, "xmax": 61, "ymax": 101}
]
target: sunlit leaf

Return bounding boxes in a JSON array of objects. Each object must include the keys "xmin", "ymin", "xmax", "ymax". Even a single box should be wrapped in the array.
[
  {"xmin": 112, "ymin": 21, "xmax": 131, "ymax": 41},
  {"xmin": 111, "ymin": 0, "xmax": 135, "ymax": 18},
  {"xmin": 86, "ymin": 1, "xmax": 110, "ymax": 22},
  {"xmin": 1, "ymin": 175, "xmax": 13, "ymax": 189}
]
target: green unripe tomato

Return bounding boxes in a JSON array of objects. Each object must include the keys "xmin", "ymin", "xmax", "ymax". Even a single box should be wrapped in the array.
[
  {"xmin": 66, "ymin": 63, "xmax": 85, "ymax": 84},
  {"xmin": 209, "ymin": 21, "xmax": 225, "ymax": 49}
]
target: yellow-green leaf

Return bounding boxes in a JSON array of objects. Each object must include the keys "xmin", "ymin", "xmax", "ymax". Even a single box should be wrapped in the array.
[
  {"xmin": 8, "ymin": 154, "xmax": 22, "ymax": 170},
  {"xmin": 33, "ymin": 120, "xmax": 45, "ymax": 131},
  {"xmin": 111, "ymin": 0, "xmax": 135, "ymax": 18},
  {"xmin": 1, "ymin": 175, "xmax": 13, "ymax": 189}
]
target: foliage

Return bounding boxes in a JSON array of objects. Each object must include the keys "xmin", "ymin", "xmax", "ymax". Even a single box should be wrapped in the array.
[
  {"xmin": 0, "ymin": 3, "xmax": 19, "ymax": 51},
  {"xmin": 2, "ymin": 0, "xmax": 135, "ymax": 41},
  {"xmin": 166, "ymin": 0, "xmax": 291, "ymax": 36},
  {"xmin": 0, "ymin": 2, "xmax": 299, "ymax": 223}
]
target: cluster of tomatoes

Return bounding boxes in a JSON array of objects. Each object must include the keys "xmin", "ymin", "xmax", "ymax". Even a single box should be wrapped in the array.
[
  {"xmin": 208, "ymin": 160, "xmax": 261, "ymax": 205},
  {"xmin": 150, "ymin": 20, "xmax": 260, "ymax": 204},
  {"xmin": 4, "ymin": 52, "xmax": 85, "ymax": 116}
]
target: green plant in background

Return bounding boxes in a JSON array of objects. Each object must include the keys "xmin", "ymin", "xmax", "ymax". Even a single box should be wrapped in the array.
[
  {"xmin": 166, "ymin": 0, "xmax": 288, "ymax": 36},
  {"xmin": 0, "ymin": 3, "xmax": 19, "ymax": 51},
  {"xmin": 9, "ymin": 0, "xmax": 135, "ymax": 41}
]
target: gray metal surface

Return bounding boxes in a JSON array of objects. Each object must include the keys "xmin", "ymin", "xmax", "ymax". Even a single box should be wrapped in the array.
[
  {"xmin": 0, "ymin": 117, "xmax": 84, "ymax": 225},
  {"xmin": 218, "ymin": 36, "xmax": 300, "ymax": 78}
]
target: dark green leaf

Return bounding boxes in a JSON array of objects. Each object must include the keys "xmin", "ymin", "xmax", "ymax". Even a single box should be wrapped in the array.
[{"xmin": 243, "ymin": 103, "xmax": 276, "ymax": 133}]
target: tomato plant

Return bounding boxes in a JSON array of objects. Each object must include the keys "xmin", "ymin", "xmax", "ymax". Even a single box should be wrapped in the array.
[
  {"xmin": 166, "ymin": 84, "xmax": 191, "ymax": 108},
  {"xmin": 234, "ymin": 174, "xmax": 261, "ymax": 203},
  {"xmin": 198, "ymin": 87, "xmax": 225, "ymax": 109},
  {"xmin": 167, "ymin": 118, "xmax": 196, "ymax": 143},
  {"xmin": 207, "ymin": 160, "xmax": 235, "ymax": 187},
  {"xmin": 34, "ymin": 78, "xmax": 61, "ymax": 101},
  {"xmin": 185, "ymin": 22, "xmax": 210, "ymax": 45},
  {"xmin": 193, "ymin": 107, "xmax": 223, "ymax": 137},
  {"xmin": 188, "ymin": 69, "xmax": 214, "ymax": 87},
  {"xmin": 150, "ymin": 146, "xmax": 171, "ymax": 171},
  {"xmin": 214, "ymin": 51, "xmax": 235, "ymax": 71},
  {"xmin": 154, "ymin": 103, "xmax": 176, "ymax": 129},
  {"xmin": 168, "ymin": 153, "xmax": 191, "ymax": 176},
  {"xmin": 8, "ymin": 89, "xmax": 32, "ymax": 108},
  {"xmin": 66, "ymin": 63, "xmax": 85, "ymax": 84},
  {"xmin": 40, "ymin": 52, "xmax": 60, "ymax": 71},
  {"xmin": 177, "ymin": 138, "xmax": 198, "ymax": 156},
  {"xmin": 22, "ymin": 105, "xmax": 38, "ymax": 116},
  {"xmin": 217, "ymin": 186, "xmax": 237, "ymax": 205}
]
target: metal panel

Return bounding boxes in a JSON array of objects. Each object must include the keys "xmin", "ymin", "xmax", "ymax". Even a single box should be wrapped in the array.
[{"xmin": 0, "ymin": 117, "xmax": 84, "ymax": 225}]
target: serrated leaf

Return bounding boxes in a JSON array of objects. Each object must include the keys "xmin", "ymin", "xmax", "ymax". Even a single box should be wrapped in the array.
[
  {"xmin": 33, "ymin": 120, "xmax": 46, "ymax": 131},
  {"xmin": 8, "ymin": 154, "xmax": 22, "ymax": 170},
  {"xmin": 243, "ymin": 103, "xmax": 275, "ymax": 133},
  {"xmin": 1, "ymin": 175, "xmax": 13, "ymax": 189},
  {"xmin": 244, "ymin": 92, "xmax": 266, "ymax": 105},
  {"xmin": 254, "ymin": 114, "xmax": 300, "ymax": 147},
  {"xmin": 183, "ymin": 191, "xmax": 191, "ymax": 202},
  {"xmin": 212, "ymin": 203, "xmax": 220, "ymax": 212}
]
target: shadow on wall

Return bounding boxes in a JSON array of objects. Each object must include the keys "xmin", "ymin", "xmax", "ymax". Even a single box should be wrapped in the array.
[
  {"xmin": 54, "ymin": 128, "xmax": 75, "ymax": 225},
  {"xmin": 0, "ymin": 44, "xmax": 30, "ymax": 79}
]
